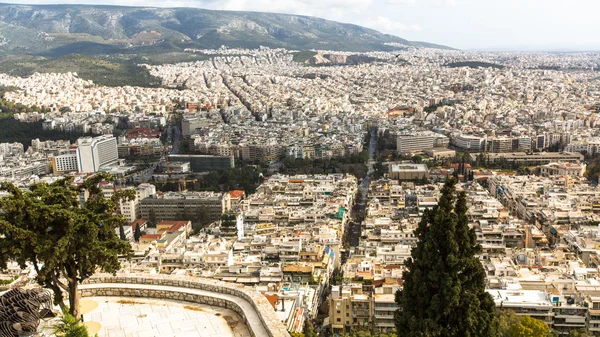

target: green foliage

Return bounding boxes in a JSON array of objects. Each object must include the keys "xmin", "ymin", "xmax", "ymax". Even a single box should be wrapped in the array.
[
  {"xmin": 219, "ymin": 213, "xmax": 238, "ymax": 237},
  {"xmin": 119, "ymin": 223, "xmax": 126, "ymax": 241},
  {"xmin": 186, "ymin": 165, "xmax": 263, "ymax": 195},
  {"xmin": 134, "ymin": 223, "xmax": 141, "ymax": 242},
  {"xmin": 0, "ymin": 54, "xmax": 162, "ymax": 88},
  {"xmin": 585, "ymin": 157, "xmax": 600, "ymax": 183},
  {"xmin": 292, "ymin": 50, "xmax": 318, "ymax": 63},
  {"xmin": 148, "ymin": 209, "xmax": 157, "ymax": 228},
  {"xmin": 0, "ymin": 173, "xmax": 134, "ymax": 318},
  {"xmin": 0, "ymin": 94, "xmax": 88, "ymax": 149},
  {"xmin": 497, "ymin": 311, "xmax": 553, "ymax": 337},
  {"xmin": 192, "ymin": 205, "xmax": 211, "ymax": 234},
  {"xmin": 0, "ymin": 275, "xmax": 18, "ymax": 285},
  {"xmin": 372, "ymin": 161, "xmax": 386, "ymax": 180},
  {"xmin": 303, "ymin": 320, "xmax": 318, "ymax": 337},
  {"xmin": 568, "ymin": 328, "xmax": 593, "ymax": 337},
  {"xmin": 395, "ymin": 178, "xmax": 497, "ymax": 337},
  {"xmin": 331, "ymin": 267, "xmax": 344, "ymax": 285},
  {"xmin": 347, "ymin": 331, "xmax": 397, "ymax": 337},
  {"xmin": 280, "ymin": 151, "xmax": 369, "ymax": 179},
  {"xmin": 51, "ymin": 310, "xmax": 91, "ymax": 337}
]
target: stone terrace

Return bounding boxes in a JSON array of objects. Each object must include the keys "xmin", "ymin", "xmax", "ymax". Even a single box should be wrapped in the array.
[{"xmin": 81, "ymin": 274, "xmax": 291, "ymax": 337}]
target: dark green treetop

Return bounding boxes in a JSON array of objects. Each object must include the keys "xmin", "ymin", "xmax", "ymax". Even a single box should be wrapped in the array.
[
  {"xmin": 395, "ymin": 178, "xmax": 496, "ymax": 337},
  {"xmin": 0, "ymin": 173, "xmax": 134, "ymax": 318}
]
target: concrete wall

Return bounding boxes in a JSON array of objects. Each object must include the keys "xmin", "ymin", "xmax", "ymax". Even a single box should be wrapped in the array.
[{"xmin": 81, "ymin": 274, "xmax": 290, "ymax": 337}]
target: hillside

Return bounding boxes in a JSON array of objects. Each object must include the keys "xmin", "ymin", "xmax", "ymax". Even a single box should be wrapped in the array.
[
  {"xmin": 0, "ymin": 3, "xmax": 451, "ymax": 56},
  {"xmin": 0, "ymin": 54, "xmax": 162, "ymax": 87}
]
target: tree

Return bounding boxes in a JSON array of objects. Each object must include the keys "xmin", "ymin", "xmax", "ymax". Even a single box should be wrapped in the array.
[
  {"xmin": 193, "ymin": 205, "xmax": 210, "ymax": 233},
  {"xmin": 0, "ymin": 173, "xmax": 134, "ymax": 319},
  {"xmin": 119, "ymin": 222, "xmax": 126, "ymax": 241},
  {"xmin": 497, "ymin": 311, "xmax": 553, "ymax": 337},
  {"xmin": 394, "ymin": 178, "xmax": 497, "ymax": 337},
  {"xmin": 568, "ymin": 328, "xmax": 593, "ymax": 337},
  {"xmin": 148, "ymin": 208, "xmax": 157, "ymax": 228},
  {"xmin": 134, "ymin": 223, "xmax": 141, "ymax": 242},
  {"xmin": 303, "ymin": 320, "xmax": 318, "ymax": 337}
]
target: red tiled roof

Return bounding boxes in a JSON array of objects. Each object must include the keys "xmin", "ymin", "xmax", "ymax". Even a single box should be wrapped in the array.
[
  {"xmin": 129, "ymin": 218, "xmax": 148, "ymax": 230},
  {"xmin": 228, "ymin": 190, "xmax": 245, "ymax": 198},
  {"xmin": 158, "ymin": 220, "xmax": 189, "ymax": 225},
  {"xmin": 263, "ymin": 294, "xmax": 278, "ymax": 309},
  {"xmin": 140, "ymin": 234, "xmax": 161, "ymax": 239}
]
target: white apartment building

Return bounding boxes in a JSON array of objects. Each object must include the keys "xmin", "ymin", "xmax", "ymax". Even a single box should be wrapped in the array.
[
  {"xmin": 119, "ymin": 183, "xmax": 157, "ymax": 223},
  {"xmin": 565, "ymin": 138, "xmax": 600, "ymax": 155},
  {"xmin": 397, "ymin": 134, "xmax": 433, "ymax": 154},
  {"xmin": 76, "ymin": 135, "xmax": 119, "ymax": 173},
  {"xmin": 51, "ymin": 153, "xmax": 79, "ymax": 173}
]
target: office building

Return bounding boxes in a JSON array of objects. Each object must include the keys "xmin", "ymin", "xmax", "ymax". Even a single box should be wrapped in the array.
[
  {"xmin": 389, "ymin": 163, "xmax": 429, "ymax": 180},
  {"xmin": 168, "ymin": 154, "xmax": 234, "ymax": 173},
  {"xmin": 76, "ymin": 135, "xmax": 119, "ymax": 173},
  {"xmin": 453, "ymin": 134, "xmax": 486, "ymax": 152},
  {"xmin": 140, "ymin": 191, "xmax": 229, "ymax": 222},
  {"xmin": 396, "ymin": 133, "xmax": 448, "ymax": 154},
  {"xmin": 50, "ymin": 153, "xmax": 79, "ymax": 173},
  {"xmin": 484, "ymin": 152, "xmax": 584, "ymax": 165}
]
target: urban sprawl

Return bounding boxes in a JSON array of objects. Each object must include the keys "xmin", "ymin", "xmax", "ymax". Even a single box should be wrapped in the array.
[{"xmin": 2, "ymin": 46, "xmax": 600, "ymax": 335}]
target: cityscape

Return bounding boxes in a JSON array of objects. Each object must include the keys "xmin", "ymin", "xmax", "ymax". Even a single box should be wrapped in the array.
[{"xmin": 0, "ymin": 2, "xmax": 599, "ymax": 337}]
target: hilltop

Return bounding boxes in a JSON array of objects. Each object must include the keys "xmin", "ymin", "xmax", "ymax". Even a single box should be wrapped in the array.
[{"xmin": 0, "ymin": 3, "xmax": 450, "ymax": 56}]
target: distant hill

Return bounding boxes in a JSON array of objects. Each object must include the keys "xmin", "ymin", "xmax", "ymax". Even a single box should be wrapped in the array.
[{"xmin": 0, "ymin": 3, "xmax": 451, "ymax": 56}]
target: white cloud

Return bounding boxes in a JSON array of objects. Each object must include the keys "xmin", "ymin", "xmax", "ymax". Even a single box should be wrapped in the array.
[
  {"xmin": 364, "ymin": 16, "xmax": 422, "ymax": 34},
  {"xmin": 386, "ymin": 0, "xmax": 417, "ymax": 4}
]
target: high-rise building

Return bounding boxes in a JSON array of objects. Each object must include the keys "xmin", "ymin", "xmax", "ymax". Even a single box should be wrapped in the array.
[
  {"xmin": 76, "ymin": 135, "xmax": 119, "ymax": 173},
  {"xmin": 51, "ymin": 153, "xmax": 79, "ymax": 173}
]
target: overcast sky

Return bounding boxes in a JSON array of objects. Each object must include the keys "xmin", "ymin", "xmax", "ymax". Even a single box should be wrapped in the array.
[{"xmin": 8, "ymin": 0, "xmax": 600, "ymax": 50}]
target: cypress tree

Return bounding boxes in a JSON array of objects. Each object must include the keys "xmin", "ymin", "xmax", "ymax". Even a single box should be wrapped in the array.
[
  {"xmin": 395, "ymin": 178, "xmax": 496, "ymax": 337},
  {"xmin": 119, "ymin": 222, "xmax": 126, "ymax": 241},
  {"xmin": 134, "ymin": 223, "xmax": 141, "ymax": 242}
]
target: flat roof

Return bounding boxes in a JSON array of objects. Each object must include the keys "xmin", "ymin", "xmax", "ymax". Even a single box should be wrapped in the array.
[{"xmin": 390, "ymin": 163, "xmax": 428, "ymax": 172}]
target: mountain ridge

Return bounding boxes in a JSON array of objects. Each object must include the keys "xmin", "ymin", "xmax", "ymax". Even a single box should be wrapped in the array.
[{"xmin": 0, "ymin": 3, "xmax": 452, "ymax": 55}]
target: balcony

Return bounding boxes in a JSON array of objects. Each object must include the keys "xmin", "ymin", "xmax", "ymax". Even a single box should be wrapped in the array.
[{"xmin": 353, "ymin": 310, "xmax": 370, "ymax": 317}]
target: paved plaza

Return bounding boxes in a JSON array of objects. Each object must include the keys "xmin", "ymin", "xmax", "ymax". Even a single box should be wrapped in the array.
[{"xmin": 81, "ymin": 296, "xmax": 251, "ymax": 337}]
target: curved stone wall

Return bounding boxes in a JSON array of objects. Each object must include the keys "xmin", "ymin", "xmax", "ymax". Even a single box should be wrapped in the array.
[{"xmin": 80, "ymin": 274, "xmax": 290, "ymax": 337}]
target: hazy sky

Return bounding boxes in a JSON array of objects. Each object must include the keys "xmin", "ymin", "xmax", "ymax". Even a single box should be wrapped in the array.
[{"xmin": 9, "ymin": 0, "xmax": 600, "ymax": 50}]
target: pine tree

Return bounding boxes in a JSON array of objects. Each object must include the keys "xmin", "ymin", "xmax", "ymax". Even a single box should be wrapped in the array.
[
  {"xmin": 0, "ymin": 173, "xmax": 133, "ymax": 319},
  {"xmin": 134, "ymin": 223, "xmax": 141, "ymax": 242},
  {"xmin": 394, "ymin": 178, "xmax": 496, "ymax": 337},
  {"xmin": 148, "ymin": 209, "xmax": 157, "ymax": 228}
]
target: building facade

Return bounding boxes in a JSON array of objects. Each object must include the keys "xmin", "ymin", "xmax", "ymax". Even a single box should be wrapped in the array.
[
  {"xmin": 76, "ymin": 135, "xmax": 119, "ymax": 173},
  {"xmin": 140, "ymin": 191, "xmax": 229, "ymax": 222},
  {"xmin": 168, "ymin": 154, "xmax": 235, "ymax": 173}
]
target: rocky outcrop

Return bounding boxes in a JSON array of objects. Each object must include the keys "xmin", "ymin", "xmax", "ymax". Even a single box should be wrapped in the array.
[{"xmin": 307, "ymin": 53, "xmax": 378, "ymax": 65}]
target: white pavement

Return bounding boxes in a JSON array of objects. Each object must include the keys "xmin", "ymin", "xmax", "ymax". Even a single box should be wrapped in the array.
[
  {"xmin": 82, "ymin": 296, "xmax": 251, "ymax": 337},
  {"xmin": 80, "ymin": 282, "xmax": 271, "ymax": 337}
]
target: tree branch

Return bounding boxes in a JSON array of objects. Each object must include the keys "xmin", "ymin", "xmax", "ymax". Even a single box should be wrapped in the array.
[{"xmin": 52, "ymin": 274, "xmax": 69, "ymax": 292}]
